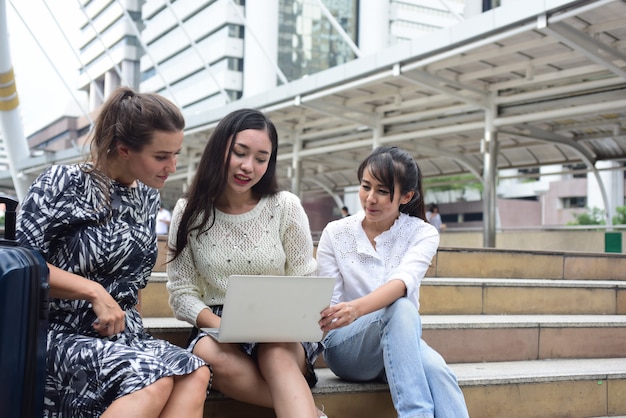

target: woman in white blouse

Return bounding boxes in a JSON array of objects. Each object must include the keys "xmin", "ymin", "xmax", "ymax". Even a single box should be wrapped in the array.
[{"xmin": 317, "ymin": 146, "xmax": 469, "ymax": 418}]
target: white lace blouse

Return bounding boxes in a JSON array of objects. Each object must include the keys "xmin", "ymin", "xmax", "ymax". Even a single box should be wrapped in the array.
[{"xmin": 316, "ymin": 211, "xmax": 439, "ymax": 310}]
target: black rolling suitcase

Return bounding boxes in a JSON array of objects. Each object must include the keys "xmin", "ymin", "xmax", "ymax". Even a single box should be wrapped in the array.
[{"xmin": 0, "ymin": 196, "xmax": 49, "ymax": 418}]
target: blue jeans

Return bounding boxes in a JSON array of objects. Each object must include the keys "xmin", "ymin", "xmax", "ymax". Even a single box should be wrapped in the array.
[{"xmin": 323, "ymin": 298, "xmax": 469, "ymax": 418}]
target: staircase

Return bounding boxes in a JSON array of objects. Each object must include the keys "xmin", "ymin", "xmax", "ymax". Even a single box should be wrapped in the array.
[{"xmin": 141, "ymin": 239, "xmax": 626, "ymax": 418}]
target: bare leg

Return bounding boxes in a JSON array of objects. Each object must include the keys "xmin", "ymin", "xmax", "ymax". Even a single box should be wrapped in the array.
[
  {"xmin": 193, "ymin": 336, "xmax": 274, "ymax": 408},
  {"xmin": 160, "ymin": 366, "xmax": 211, "ymax": 418},
  {"xmin": 257, "ymin": 342, "xmax": 318, "ymax": 418},
  {"xmin": 101, "ymin": 377, "xmax": 173, "ymax": 418}
]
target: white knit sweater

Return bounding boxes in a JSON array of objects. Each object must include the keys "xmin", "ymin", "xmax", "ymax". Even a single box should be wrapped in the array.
[{"xmin": 166, "ymin": 191, "xmax": 317, "ymax": 326}]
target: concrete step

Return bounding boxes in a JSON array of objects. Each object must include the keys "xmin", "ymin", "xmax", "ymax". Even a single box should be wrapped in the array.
[
  {"xmin": 138, "ymin": 273, "xmax": 171, "ymax": 318},
  {"xmin": 153, "ymin": 243, "xmax": 626, "ymax": 280},
  {"xmin": 143, "ymin": 315, "xmax": 626, "ymax": 364},
  {"xmin": 423, "ymin": 314, "xmax": 626, "ymax": 363},
  {"xmin": 143, "ymin": 316, "xmax": 190, "ymax": 349},
  {"xmin": 432, "ymin": 247, "xmax": 626, "ymax": 281},
  {"xmin": 139, "ymin": 274, "xmax": 626, "ymax": 317},
  {"xmin": 143, "ymin": 246, "xmax": 626, "ymax": 417},
  {"xmin": 421, "ymin": 277, "xmax": 626, "ymax": 315},
  {"xmin": 155, "ymin": 238, "xmax": 626, "ymax": 281},
  {"xmin": 455, "ymin": 358, "xmax": 626, "ymax": 418},
  {"xmin": 198, "ymin": 358, "xmax": 626, "ymax": 418}
]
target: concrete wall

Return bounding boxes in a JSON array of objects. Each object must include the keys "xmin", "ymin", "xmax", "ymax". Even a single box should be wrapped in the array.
[
  {"xmin": 497, "ymin": 199, "xmax": 542, "ymax": 227},
  {"xmin": 439, "ymin": 229, "xmax": 626, "ymax": 254},
  {"xmin": 160, "ymin": 229, "xmax": 625, "ymax": 255},
  {"xmin": 543, "ymin": 177, "xmax": 587, "ymax": 225}
]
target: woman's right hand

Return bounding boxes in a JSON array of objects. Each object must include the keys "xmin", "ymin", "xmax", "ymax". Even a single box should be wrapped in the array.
[
  {"xmin": 319, "ymin": 302, "xmax": 360, "ymax": 331},
  {"xmin": 47, "ymin": 264, "xmax": 126, "ymax": 336},
  {"xmin": 91, "ymin": 285, "xmax": 125, "ymax": 336},
  {"xmin": 195, "ymin": 307, "xmax": 222, "ymax": 329}
]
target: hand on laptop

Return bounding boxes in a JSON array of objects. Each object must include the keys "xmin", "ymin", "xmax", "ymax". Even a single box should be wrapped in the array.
[{"xmin": 319, "ymin": 302, "xmax": 358, "ymax": 331}]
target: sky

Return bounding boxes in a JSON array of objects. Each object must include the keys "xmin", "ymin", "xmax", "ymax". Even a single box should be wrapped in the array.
[{"xmin": 6, "ymin": 1, "xmax": 85, "ymax": 135}]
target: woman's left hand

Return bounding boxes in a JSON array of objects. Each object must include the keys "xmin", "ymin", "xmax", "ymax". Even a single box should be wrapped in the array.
[{"xmin": 319, "ymin": 302, "xmax": 359, "ymax": 331}]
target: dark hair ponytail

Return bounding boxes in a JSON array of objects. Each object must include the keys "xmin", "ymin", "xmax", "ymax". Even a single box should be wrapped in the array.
[{"xmin": 81, "ymin": 86, "xmax": 184, "ymax": 207}]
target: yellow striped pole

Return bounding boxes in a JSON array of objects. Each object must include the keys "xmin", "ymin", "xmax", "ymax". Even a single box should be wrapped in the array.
[{"xmin": 0, "ymin": 67, "xmax": 20, "ymax": 111}]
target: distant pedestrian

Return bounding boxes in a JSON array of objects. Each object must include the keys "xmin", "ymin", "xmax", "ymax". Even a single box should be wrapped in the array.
[
  {"xmin": 156, "ymin": 205, "xmax": 172, "ymax": 235},
  {"xmin": 426, "ymin": 203, "xmax": 444, "ymax": 232},
  {"xmin": 341, "ymin": 206, "xmax": 350, "ymax": 217}
]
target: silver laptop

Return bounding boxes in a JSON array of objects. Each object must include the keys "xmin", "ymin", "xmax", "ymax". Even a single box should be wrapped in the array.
[{"xmin": 201, "ymin": 275, "xmax": 335, "ymax": 343}]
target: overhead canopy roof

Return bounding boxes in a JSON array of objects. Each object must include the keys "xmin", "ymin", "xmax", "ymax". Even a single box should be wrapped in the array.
[
  {"xmin": 162, "ymin": 0, "xmax": 626, "ymax": 205},
  {"xmin": 5, "ymin": 0, "xmax": 626, "ymax": 210}
]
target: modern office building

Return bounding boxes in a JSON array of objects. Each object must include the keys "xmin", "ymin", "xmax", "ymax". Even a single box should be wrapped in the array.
[
  {"xmin": 76, "ymin": 0, "xmax": 144, "ymax": 109},
  {"xmin": 75, "ymin": 0, "xmax": 465, "ymax": 115},
  {"xmin": 68, "ymin": 0, "xmax": 467, "ymax": 210}
]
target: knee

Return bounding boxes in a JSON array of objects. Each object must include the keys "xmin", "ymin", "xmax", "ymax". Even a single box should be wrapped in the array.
[
  {"xmin": 145, "ymin": 376, "xmax": 175, "ymax": 401},
  {"xmin": 389, "ymin": 297, "xmax": 415, "ymax": 313},
  {"xmin": 178, "ymin": 366, "xmax": 211, "ymax": 401},
  {"xmin": 104, "ymin": 376, "xmax": 173, "ymax": 415},
  {"xmin": 190, "ymin": 365, "xmax": 211, "ymax": 389},
  {"xmin": 194, "ymin": 338, "xmax": 239, "ymax": 377},
  {"xmin": 257, "ymin": 342, "xmax": 296, "ymax": 361},
  {"xmin": 257, "ymin": 343, "xmax": 301, "ymax": 371},
  {"xmin": 384, "ymin": 298, "xmax": 420, "ymax": 326}
]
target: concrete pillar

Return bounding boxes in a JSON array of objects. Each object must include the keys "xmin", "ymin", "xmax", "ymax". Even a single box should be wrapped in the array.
[
  {"xmin": 89, "ymin": 80, "xmax": 103, "ymax": 111},
  {"xmin": 589, "ymin": 160, "xmax": 624, "ymax": 223},
  {"xmin": 0, "ymin": 0, "xmax": 32, "ymax": 200},
  {"xmin": 291, "ymin": 131, "xmax": 302, "ymax": 197},
  {"xmin": 242, "ymin": 0, "xmax": 279, "ymax": 97},
  {"xmin": 104, "ymin": 70, "xmax": 120, "ymax": 97},
  {"xmin": 482, "ymin": 98, "xmax": 498, "ymax": 247},
  {"xmin": 121, "ymin": 60, "xmax": 140, "ymax": 90},
  {"xmin": 463, "ymin": 0, "xmax": 483, "ymax": 18},
  {"xmin": 358, "ymin": 0, "xmax": 389, "ymax": 55}
]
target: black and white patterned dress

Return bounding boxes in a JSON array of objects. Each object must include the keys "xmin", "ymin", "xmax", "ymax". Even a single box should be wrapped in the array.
[{"xmin": 16, "ymin": 164, "xmax": 207, "ymax": 418}]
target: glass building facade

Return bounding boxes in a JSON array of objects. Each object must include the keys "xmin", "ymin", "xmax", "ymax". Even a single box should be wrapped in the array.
[{"xmin": 278, "ymin": 0, "xmax": 358, "ymax": 82}]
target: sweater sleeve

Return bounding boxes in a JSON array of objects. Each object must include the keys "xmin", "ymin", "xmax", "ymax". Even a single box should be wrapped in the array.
[
  {"xmin": 278, "ymin": 192, "xmax": 317, "ymax": 276},
  {"xmin": 166, "ymin": 199, "xmax": 210, "ymax": 326}
]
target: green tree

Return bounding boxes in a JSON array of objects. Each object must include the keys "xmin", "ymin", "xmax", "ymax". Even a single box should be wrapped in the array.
[
  {"xmin": 423, "ymin": 174, "xmax": 483, "ymax": 193},
  {"xmin": 567, "ymin": 207, "xmax": 606, "ymax": 226},
  {"xmin": 612, "ymin": 205, "xmax": 626, "ymax": 225}
]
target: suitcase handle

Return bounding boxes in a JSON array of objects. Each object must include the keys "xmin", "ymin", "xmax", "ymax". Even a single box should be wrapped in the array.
[{"xmin": 0, "ymin": 196, "xmax": 18, "ymax": 242}]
